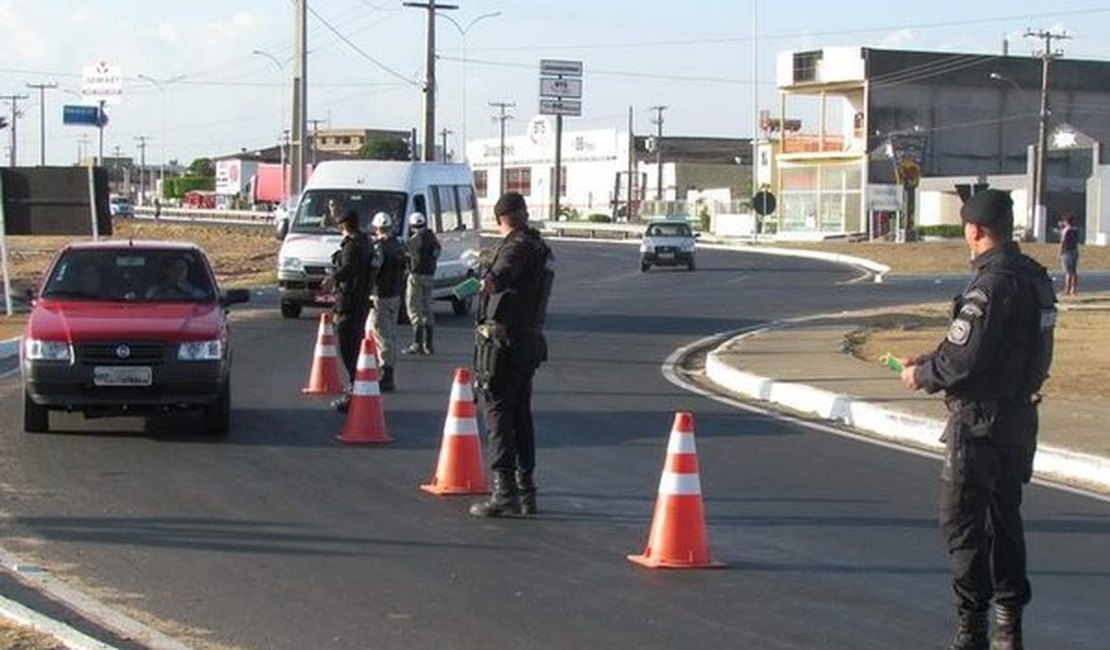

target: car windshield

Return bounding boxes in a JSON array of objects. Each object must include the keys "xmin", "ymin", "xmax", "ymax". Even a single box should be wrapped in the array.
[
  {"xmin": 42, "ymin": 249, "xmax": 216, "ymax": 303},
  {"xmin": 647, "ymin": 222, "xmax": 692, "ymax": 237},
  {"xmin": 290, "ymin": 190, "xmax": 408, "ymax": 235}
]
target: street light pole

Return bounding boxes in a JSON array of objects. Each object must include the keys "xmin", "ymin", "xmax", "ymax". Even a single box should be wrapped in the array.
[
  {"xmin": 437, "ymin": 11, "xmax": 501, "ymax": 162},
  {"xmin": 138, "ymin": 73, "xmax": 185, "ymax": 197},
  {"xmin": 253, "ymin": 49, "xmax": 290, "ymax": 198},
  {"xmin": 1025, "ymin": 29, "xmax": 1069, "ymax": 242},
  {"xmin": 405, "ymin": 1, "xmax": 458, "ymax": 161},
  {"xmin": 490, "ymin": 101, "xmax": 515, "ymax": 195},
  {"xmin": 26, "ymin": 81, "xmax": 57, "ymax": 166}
]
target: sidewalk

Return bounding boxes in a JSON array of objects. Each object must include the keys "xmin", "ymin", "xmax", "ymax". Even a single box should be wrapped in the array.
[{"xmin": 704, "ymin": 312, "xmax": 1110, "ymax": 495}]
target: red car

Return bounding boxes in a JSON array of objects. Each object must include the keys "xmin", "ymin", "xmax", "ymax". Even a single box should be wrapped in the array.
[{"xmin": 20, "ymin": 241, "xmax": 249, "ymax": 435}]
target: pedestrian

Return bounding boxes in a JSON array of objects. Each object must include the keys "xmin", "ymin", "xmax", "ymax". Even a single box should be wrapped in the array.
[
  {"xmin": 321, "ymin": 209, "xmax": 375, "ymax": 412},
  {"xmin": 153, "ymin": 198, "xmax": 162, "ymax": 220},
  {"xmin": 402, "ymin": 212, "xmax": 440, "ymax": 355},
  {"xmin": 897, "ymin": 189, "xmax": 1056, "ymax": 650},
  {"xmin": 469, "ymin": 191, "xmax": 555, "ymax": 518},
  {"xmin": 368, "ymin": 211, "xmax": 406, "ymax": 392},
  {"xmin": 1058, "ymin": 213, "xmax": 1080, "ymax": 296}
]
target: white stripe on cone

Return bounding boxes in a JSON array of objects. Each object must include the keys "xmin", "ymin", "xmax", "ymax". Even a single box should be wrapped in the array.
[
  {"xmin": 450, "ymin": 383, "xmax": 474, "ymax": 402},
  {"xmin": 443, "ymin": 416, "xmax": 479, "ymax": 437},
  {"xmin": 352, "ymin": 380, "xmax": 380, "ymax": 397},
  {"xmin": 315, "ymin": 345, "xmax": 338, "ymax": 357},
  {"xmin": 657, "ymin": 471, "xmax": 702, "ymax": 496},
  {"xmin": 356, "ymin": 353, "xmax": 378, "ymax": 371},
  {"xmin": 667, "ymin": 432, "xmax": 697, "ymax": 454}
]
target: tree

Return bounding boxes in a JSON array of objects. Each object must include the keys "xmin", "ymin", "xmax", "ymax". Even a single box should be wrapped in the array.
[
  {"xmin": 188, "ymin": 158, "xmax": 215, "ymax": 177},
  {"xmin": 358, "ymin": 137, "xmax": 411, "ymax": 161}
]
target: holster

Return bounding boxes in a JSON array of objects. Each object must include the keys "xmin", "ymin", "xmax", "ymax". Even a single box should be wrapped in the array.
[{"xmin": 474, "ymin": 321, "xmax": 510, "ymax": 392}]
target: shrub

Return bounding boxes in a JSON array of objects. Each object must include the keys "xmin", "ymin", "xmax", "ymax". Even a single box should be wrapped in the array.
[
  {"xmin": 916, "ymin": 224, "xmax": 963, "ymax": 238},
  {"xmin": 586, "ymin": 213, "xmax": 611, "ymax": 223}
]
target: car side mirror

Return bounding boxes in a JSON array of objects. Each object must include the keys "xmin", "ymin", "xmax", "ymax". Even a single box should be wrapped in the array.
[
  {"xmin": 220, "ymin": 288, "xmax": 250, "ymax": 306},
  {"xmin": 694, "ymin": 233, "xmax": 702, "ymax": 239},
  {"xmin": 275, "ymin": 218, "xmax": 289, "ymax": 240}
]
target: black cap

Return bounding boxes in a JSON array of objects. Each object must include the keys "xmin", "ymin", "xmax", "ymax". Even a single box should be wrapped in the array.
[
  {"xmin": 338, "ymin": 209, "xmax": 360, "ymax": 227},
  {"xmin": 960, "ymin": 189, "xmax": 1013, "ymax": 226},
  {"xmin": 494, "ymin": 191, "xmax": 527, "ymax": 217}
]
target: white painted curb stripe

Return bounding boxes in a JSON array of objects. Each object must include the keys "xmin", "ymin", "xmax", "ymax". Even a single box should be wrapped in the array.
[
  {"xmin": 0, "ymin": 593, "xmax": 114, "ymax": 650},
  {"xmin": 443, "ymin": 415, "xmax": 479, "ymax": 437},
  {"xmin": 658, "ymin": 471, "xmax": 701, "ymax": 496},
  {"xmin": 667, "ymin": 431, "xmax": 697, "ymax": 454},
  {"xmin": 352, "ymin": 380, "xmax": 379, "ymax": 397}
]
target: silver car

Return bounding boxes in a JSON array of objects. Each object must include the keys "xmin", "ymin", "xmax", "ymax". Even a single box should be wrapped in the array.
[{"xmin": 639, "ymin": 220, "xmax": 697, "ymax": 271}]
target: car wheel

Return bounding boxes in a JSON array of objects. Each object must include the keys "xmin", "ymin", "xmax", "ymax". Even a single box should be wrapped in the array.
[
  {"xmin": 688, "ymin": 259, "xmax": 696, "ymax": 271},
  {"xmin": 280, "ymin": 301, "xmax": 302, "ymax": 319},
  {"xmin": 641, "ymin": 261, "xmax": 650, "ymax": 272},
  {"xmin": 451, "ymin": 294, "xmax": 472, "ymax": 316},
  {"xmin": 203, "ymin": 381, "xmax": 231, "ymax": 438},
  {"xmin": 23, "ymin": 389, "xmax": 49, "ymax": 433}
]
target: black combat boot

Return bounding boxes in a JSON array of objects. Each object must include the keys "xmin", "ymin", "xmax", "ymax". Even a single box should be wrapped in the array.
[
  {"xmin": 468, "ymin": 473, "xmax": 520, "ymax": 518},
  {"xmin": 379, "ymin": 366, "xmax": 395, "ymax": 392},
  {"xmin": 990, "ymin": 605, "xmax": 1023, "ymax": 650},
  {"xmin": 423, "ymin": 326, "xmax": 434, "ymax": 355},
  {"xmin": 402, "ymin": 326, "xmax": 424, "ymax": 355},
  {"xmin": 516, "ymin": 470, "xmax": 537, "ymax": 516},
  {"xmin": 950, "ymin": 610, "xmax": 989, "ymax": 650}
]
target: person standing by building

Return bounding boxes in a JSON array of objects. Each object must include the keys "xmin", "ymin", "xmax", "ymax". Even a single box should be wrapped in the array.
[
  {"xmin": 469, "ymin": 191, "xmax": 555, "ymax": 518},
  {"xmin": 402, "ymin": 212, "xmax": 440, "ymax": 355},
  {"xmin": 321, "ymin": 209, "xmax": 375, "ymax": 412},
  {"xmin": 897, "ymin": 189, "xmax": 1056, "ymax": 650},
  {"xmin": 1058, "ymin": 213, "xmax": 1080, "ymax": 296},
  {"xmin": 368, "ymin": 211, "xmax": 406, "ymax": 392}
]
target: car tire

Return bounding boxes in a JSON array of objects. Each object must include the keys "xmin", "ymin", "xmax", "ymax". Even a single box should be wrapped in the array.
[
  {"xmin": 640, "ymin": 261, "xmax": 650, "ymax": 272},
  {"xmin": 203, "ymin": 381, "xmax": 231, "ymax": 438},
  {"xmin": 23, "ymin": 389, "xmax": 48, "ymax": 433},
  {"xmin": 688, "ymin": 259, "xmax": 696, "ymax": 271},
  {"xmin": 280, "ymin": 301, "xmax": 302, "ymax": 319},
  {"xmin": 451, "ymin": 294, "xmax": 472, "ymax": 316}
]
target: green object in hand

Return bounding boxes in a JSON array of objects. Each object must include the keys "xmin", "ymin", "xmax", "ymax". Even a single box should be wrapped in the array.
[
  {"xmin": 884, "ymin": 354, "xmax": 904, "ymax": 372},
  {"xmin": 452, "ymin": 276, "xmax": 482, "ymax": 299}
]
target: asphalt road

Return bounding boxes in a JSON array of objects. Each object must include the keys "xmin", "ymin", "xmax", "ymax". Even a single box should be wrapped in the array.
[{"xmin": 1, "ymin": 240, "xmax": 1108, "ymax": 649}]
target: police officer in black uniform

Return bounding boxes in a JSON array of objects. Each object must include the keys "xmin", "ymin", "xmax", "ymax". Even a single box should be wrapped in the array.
[
  {"xmin": 469, "ymin": 191, "xmax": 554, "ymax": 518},
  {"xmin": 899, "ymin": 189, "xmax": 1056, "ymax": 650},
  {"xmin": 321, "ymin": 209, "xmax": 375, "ymax": 412}
]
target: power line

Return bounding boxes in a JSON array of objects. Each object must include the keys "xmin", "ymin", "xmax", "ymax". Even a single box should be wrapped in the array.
[
  {"xmin": 0, "ymin": 93, "xmax": 29, "ymax": 166},
  {"xmin": 305, "ymin": 3, "xmax": 420, "ymax": 86}
]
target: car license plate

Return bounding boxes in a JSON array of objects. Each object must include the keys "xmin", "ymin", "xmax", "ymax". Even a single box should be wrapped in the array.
[
  {"xmin": 315, "ymin": 291, "xmax": 336, "ymax": 304},
  {"xmin": 658, "ymin": 252, "xmax": 674, "ymax": 260},
  {"xmin": 94, "ymin": 366, "xmax": 153, "ymax": 387}
]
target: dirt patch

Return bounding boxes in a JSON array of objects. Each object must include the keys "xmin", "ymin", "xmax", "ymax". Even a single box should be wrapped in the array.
[{"xmin": 0, "ymin": 621, "xmax": 66, "ymax": 650}]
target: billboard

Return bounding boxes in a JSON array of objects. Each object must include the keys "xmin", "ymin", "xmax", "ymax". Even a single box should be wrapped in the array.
[{"xmin": 1, "ymin": 167, "xmax": 112, "ymax": 236}]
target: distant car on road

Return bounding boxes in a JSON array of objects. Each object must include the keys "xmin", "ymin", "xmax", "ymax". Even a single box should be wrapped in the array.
[
  {"xmin": 20, "ymin": 241, "xmax": 249, "ymax": 436},
  {"xmin": 640, "ymin": 220, "xmax": 698, "ymax": 271},
  {"xmin": 109, "ymin": 195, "xmax": 134, "ymax": 217}
]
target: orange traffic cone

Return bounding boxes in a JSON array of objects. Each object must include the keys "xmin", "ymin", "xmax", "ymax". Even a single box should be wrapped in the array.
[
  {"xmin": 628, "ymin": 412, "xmax": 724, "ymax": 569},
  {"xmin": 301, "ymin": 313, "xmax": 344, "ymax": 395},
  {"xmin": 336, "ymin": 336, "xmax": 392, "ymax": 445},
  {"xmin": 421, "ymin": 368, "xmax": 488, "ymax": 495}
]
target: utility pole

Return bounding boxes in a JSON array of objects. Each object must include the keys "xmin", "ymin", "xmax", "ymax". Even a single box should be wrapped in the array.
[
  {"xmin": 290, "ymin": 0, "xmax": 308, "ymax": 196},
  {"xmin": 404, "ymin": 0, "xmax": 458, "ymax": 162},
  {"xmin": 26, "ymin": 82, "xmax": 57, "ymax": 166},
  {"xmin": 650, "ymin": 105, "xmax": 667, "ymax": 201},
  {"xmin": 489, "ymin": 101, "xmax": 515, "ymax": 195},
  {"xmin": 1, "ymin": 94, "xmax": 29, "ymax": 167},
  {"xmin": 440, "ymin": 127, "xmax": 452, "ymax": 161},
  {"xmin": 1025, "ymin": 28, "xmax": 1069, "ymax": 242},
  {"xmin": 627, "ymin": 106, "xmax": 635, "ymax": 222},
  {"xmin": 77, "ymin": 134, "xmax": 90, "ymax": 165},
  {"xmin": 134, "ymin": 135, "xmax": 149, "ymax": 203},
  {"xmin": 307, "ymin": 118, "xmax": 326, "ymax": 166}
]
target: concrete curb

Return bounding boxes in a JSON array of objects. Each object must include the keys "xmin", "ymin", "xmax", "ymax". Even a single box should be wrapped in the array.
[
  {"xmin": 705, "ymin": 327, "xmax": 1110, "ymax": 494},
  {"xmin": 0, "ymin": 593, "xmax": 115, "ymax": 650}
]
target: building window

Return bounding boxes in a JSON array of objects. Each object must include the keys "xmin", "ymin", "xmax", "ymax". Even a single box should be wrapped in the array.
[
  {"xmin": 505, "ymin": 167, "xmax": 531, "ymax": 196},
  {"xmin": 793, "ymin": 50, "xmax": 822, "ymax": 84},
  {"xmin": 341, "ymin": 136, "xmax": 351, "ymax": 145},
  {"xmin": 474, "ymin": 170, "xmax": 488, "ymax": 198}
]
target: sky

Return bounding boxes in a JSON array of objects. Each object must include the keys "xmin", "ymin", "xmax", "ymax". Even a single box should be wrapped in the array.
[{"xmin": 3, "ymin": 0, "xmax": 1110, "ymax": 168}]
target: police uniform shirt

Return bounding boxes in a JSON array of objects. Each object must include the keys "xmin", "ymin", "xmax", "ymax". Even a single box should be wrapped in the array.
[
  {"xmin": 330, "ymin": 231, "xmax": 373, "ymax": 314},
  {"xmin": 484, "ymin": 227, "xmax": 548, "ymax": 330},
  {"xmin": 374, "ymin": 235, "xmax": 407, "ymax": 298},
  {"xmin": 912, "ymin": 241, "xmax": 1039, "ymax": 402},
  {"xmin": 407, "ymin": 228, "xmax": 440, "ymax": 276}
]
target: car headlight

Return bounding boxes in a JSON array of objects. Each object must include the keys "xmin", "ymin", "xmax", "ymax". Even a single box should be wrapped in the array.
[
  {"xmin": 24, "ymin": 339, "xmax": 73, "ymax": 363},
  {"xmin": 178, "ymin": 340, "xmax": 223, "ymax": 361},
  {"xmin": 681, "ymin": 241, "xmax": 696, "ymax": 252},
  {"xmin": 280, "ymin": 256, "xmax": 304, "ymax": 272}
]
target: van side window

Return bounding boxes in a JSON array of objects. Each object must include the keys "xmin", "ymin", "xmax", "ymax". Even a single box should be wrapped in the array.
[
  {"xmin": 436, "ymin": 185, "xmax": 460, "ymax": 232},
  {"xmin": 427, "ymin": 187, "xmax": 444, "ymax": 233},
  {"xmin": 456, "ymin": 185, "xmax": 479, "ymax": 231},
  {"xmin": 413, "ymin": 194, "xmax": 426, "ymax": 218}
]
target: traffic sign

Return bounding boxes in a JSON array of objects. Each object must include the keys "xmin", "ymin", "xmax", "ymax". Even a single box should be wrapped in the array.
[
  {"xmin": 539, "ymin": 99, "xmax": 582, "ymax": 117},
  {"xmin": 540, "ymin": 77, "xmax": 583, "ymax": 99},
  {"xmin": 540, "ymin": 59, "xmax": 583, "ymax": 77},
  {"xmin": 81, "ymin": 61, "xmax": 123, "ymax": 105},
  {"xmin": 752, "ymin": 190, "xmax": 777, "ymax": 216},
  {"xmin": 63, "ymin": 104, "xmax": 107, "ymax": 127}
]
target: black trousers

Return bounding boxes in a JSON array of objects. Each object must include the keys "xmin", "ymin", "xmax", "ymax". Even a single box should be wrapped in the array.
[
  {"xmin": 334, "ymin": 306, "xmax": 367, "ymax": 382},
  {"xmin": 482, "ymin": 343, "xmax": 539, "ymax": 479},
  {"xmin": 939, "ymin": 403, "xmax": 1036, "ymax": 614}
]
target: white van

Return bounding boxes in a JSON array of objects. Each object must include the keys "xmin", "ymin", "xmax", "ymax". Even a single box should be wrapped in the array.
[{"xmin": 276, "ymin": 160, "xmax": 481, "ymax": 319}]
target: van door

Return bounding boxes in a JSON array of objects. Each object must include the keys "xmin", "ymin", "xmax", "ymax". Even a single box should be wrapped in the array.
[{"xmin": 428, "ymin": 184, "xmax": 480, "ymax": 293}]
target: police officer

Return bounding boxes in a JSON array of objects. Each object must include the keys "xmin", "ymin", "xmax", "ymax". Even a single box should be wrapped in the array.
[
  {"xmin": 321, "ymin": 209, "xmax": 375, "ymax": 412},
  {"xmin": 402, "ymin": 212, "xmax": 440, "ymax": 355},
  {"xmin": 368, "ymin": 211, "xmax": 406, "ymax": 392},
  {"xmin": 899, "ymin": 189, "xmax": 1056, "ymax": 650},
  {"xmin": 469, "ymin": 191, "xmax": 554, "ymax": 518}
]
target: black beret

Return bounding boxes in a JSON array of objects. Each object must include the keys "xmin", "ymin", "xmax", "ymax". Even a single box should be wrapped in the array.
[
  {"xmin": 338, "ymin": 209, "xmax": 360, "ymax": 226},
  {"xmin": 494, "ymin": 191, "xmax": 527, "ymax": 217},
  {"xmin": 960, "ymin": 189, "xmax": 1013, "ymax": 225}
]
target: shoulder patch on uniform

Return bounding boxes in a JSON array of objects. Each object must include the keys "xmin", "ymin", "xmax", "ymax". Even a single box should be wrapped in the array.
[
  {"xmin": 947, "ymin": 318, "xmax": 972, "ymax": 346},
  {"xmin": 964, "ymin": 288, "xmax": 988, "ymax": 304}
]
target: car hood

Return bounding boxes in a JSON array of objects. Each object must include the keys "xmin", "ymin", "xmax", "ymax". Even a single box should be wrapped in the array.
[
  {"xmin": 280, "ymin": 233, "xmax": 343, "ymax": 265},
  {"xmin": 28, "ymin": 300, "xmax": 225, "ymax": 343}
]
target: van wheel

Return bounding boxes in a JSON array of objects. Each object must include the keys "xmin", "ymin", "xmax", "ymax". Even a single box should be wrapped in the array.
[
  {"xmin": 280, "ymin": 301, "xmax": 302, "ymax": 319},
  {"xmin": 23, "ymin": 389, "xmax": 49, "ymax": 433},
  {"xmin": 451, "ymin": 295, "xmax": 472, "ymax": 316},
  {"xmin": 203, "ymin": 381, "xmax": 231, "ymax": 438},
  {"xmin": 687, "ymin": 259, "xmax": 696, "ymax": 271}
]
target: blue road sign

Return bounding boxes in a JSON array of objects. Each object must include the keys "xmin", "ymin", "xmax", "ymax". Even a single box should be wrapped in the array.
[{"xmin": 63, "ymin": 104, "xmax": 107, "ymax": 127}]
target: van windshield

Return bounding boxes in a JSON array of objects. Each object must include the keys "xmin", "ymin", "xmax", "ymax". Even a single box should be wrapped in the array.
[{"xmin": 292, "ymin": 190, "xmax": 408, "ymax": 235}]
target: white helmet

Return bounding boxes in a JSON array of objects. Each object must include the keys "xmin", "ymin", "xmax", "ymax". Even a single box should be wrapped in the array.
[
  {"xmin": 409, "ymin": 212, "xmax": 427, "ymax": 227},
  {"xmin": 371, "ymin": 211, "xmax": 393, "ymax": 229}
]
